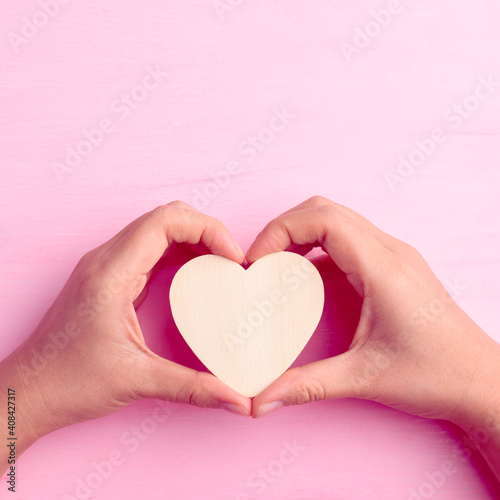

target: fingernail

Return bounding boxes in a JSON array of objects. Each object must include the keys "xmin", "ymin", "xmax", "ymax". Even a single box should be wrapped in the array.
[
  {"xmin": 221, "ymin": 402, "xmax": 250, "ymax": 417},
  {"xmin": 256, "ymin": 400, "xmax": 284, "ymax": 418},
  {"xmin": 233, "ymin": 242, "xmax": 245, "ymax": 262}
]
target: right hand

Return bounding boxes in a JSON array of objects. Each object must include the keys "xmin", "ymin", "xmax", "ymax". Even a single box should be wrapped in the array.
[{"xmin": 248, "ymin": 196, "xmax": 500, "ymax": 436}]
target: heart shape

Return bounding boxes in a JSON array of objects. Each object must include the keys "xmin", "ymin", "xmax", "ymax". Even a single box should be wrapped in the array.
[{"xmin": 169, "ymin": 251, "xmax": 324, "ymax": 397}]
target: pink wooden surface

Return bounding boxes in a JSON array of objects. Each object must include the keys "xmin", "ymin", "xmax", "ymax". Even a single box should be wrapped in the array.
[{"xmin": 1, "ymin": 1, "xmax": 500, "ymax": 498}]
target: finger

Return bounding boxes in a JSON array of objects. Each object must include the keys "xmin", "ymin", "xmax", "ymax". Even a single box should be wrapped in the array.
[
  {"xmin": 264, "ymin": 196, "xmax": 398, "ymax": 252},
  {"xmin": 251, "ymin": 353, "xmax": 357, "ymax": 418},
  {"xmin": 135, "ymin": 356, "xmax": 251, "ymax": 416},
  {"xmin": 102, "ymin": 205, "xmax": 245, "ymax": 287},
  {"xmin": 278, "ymin": 195, "xmax": 335, "ymax": 216},
  {"xmin": 247, "ymin": 196, "xmax": 333, "ymax": 255},
  {"xmin": 165, "ymin": 200, "xmax": 197, "ymax": 210},
  {"xmin": 277, "ymin": 196, "xmax": 368, "ymax": 231},
  {"xmin": 132, "ymin": 241, "xmax": 209, "ymax": 305},
  {"xmin": 132, "ymin": 239, "xmax": 218, "ymax": 308},
  {"xmin": 283, "ymin": 242, "xmax": 316, "ymax": 256},
  {"xmin": 246, "ymin": 204, "xmax": 391, "ymax": 295},
  {"xmin": 93, "ymin": 212, "xmax": 151, "ymax": 256},
  {"xmin": 96, "ymin": 201, "xmax": 197, "ymax": 255},
  {"xmin": 162, "ymin": 240, "xmax": 232, "ymax": 265},
  {"xmin": 133, "ymin": 237, "xmax": 219, "ymax": 306}
]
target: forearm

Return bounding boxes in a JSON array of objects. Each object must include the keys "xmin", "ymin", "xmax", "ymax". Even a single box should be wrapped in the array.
[
  {"xmin": 0, "ymin": 345, "xmax": 46, "ymax": 477},
  {"xmin": 449, "ymin": 340, "xmax": 500, "ymax": 482},
  {"xmin": 457, "ymin": 393, "xmax": 500, "ymax": 482},
  {"xmin": 472, "ymin": 405, "xmax": 500, "ymax": 482}
]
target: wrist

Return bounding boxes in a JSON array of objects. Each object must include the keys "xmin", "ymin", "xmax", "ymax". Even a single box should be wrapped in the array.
[
  {"xmin": 456, "ymin": 386, "xmax": 500, "ymax": 481},
  {"xmin": 1, "ymin": 340, "xmax": 61, "ymax": 442},
  {"xmin": 444, "ymin": 336, "xmax": 500, "ymax": 480},
  {"xmin": 446, "ymin": 334, "xmax": 500, "ymax": 443},
  {"xmin": 0, "ymin": 345, "xmax": 45, "ymax": 476}
]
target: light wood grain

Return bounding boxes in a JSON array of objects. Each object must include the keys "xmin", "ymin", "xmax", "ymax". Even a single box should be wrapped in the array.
[{"xmin": 169, "ymin": 251, "xmax": 324, "ymax": 396}]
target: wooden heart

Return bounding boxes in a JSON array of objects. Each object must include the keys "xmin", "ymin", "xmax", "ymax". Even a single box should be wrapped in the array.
[{"xmin": 169, "ymin": 251, "xmax": 324, "ymax": 397}]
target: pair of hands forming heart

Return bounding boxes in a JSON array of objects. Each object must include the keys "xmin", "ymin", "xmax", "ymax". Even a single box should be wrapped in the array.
[{"xmin": 2, "ymin": 196, "xmax": 500, "ymax": 478}]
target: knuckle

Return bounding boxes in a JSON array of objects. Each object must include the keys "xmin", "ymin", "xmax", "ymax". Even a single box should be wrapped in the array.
[
  {"xmin": 149, "ymin": 204, "xmax": 178, "ymax": 231},
  {"xmin": 79, "ymin": 262, "xmax": 105, "ymax": 293},
  {"xmin": 317, "ymin": 203, "xmax": 342, "ymax": 220},
  {"xmin": 74, "ymin": 251, "xmax": 111, "ymax": 294},
  {"xmin": 151, "ymin": 204, "xmax": 171, "ymax": 219},
  {"xmin": 386, "ymin": 256, "xmax": 415, "ymax": 289},
  {"xmin": 259, "ymin": 220, "xmax": 286, "ymax": 248},
  {"xmin": 205, "ymin": 213, "xmax": 225, "ymax": 231},
  {"xmin": 167, "ymin": 200, "xmax": 191, "ymax": 209},
  {"xmin": 307, "ymin": 195, "xmax": 332, "ymax": 207},
  {"xmin": 76, "ymin": 249, "xmax": 95, "ymax": 268},
  {"xmin": 178, "ymin": 372, "xmax": 213, "ymax": 408},
  {"xmin": 397, "ymin": 240, "xmax": 422, "ymax": 260},
  {"xmin": 200, "ymin": 216, "xmax": 227, "ymax": 243},
  {"xmin": 390, "ymin": 250, "xmax": 427, "ymax": 289},
  {"xmin": 293, "ymin": 375, "xmax": 327, "ymax": 405},
  {"xmin": 262, "ymin": 218, "xmax": 281, "ymax": 234}
]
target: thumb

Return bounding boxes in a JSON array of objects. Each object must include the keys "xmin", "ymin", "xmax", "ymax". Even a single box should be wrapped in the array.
[
  {"xmin": 251, "ymin": 352, "xmax": 358, "ymax": 418},
  {"xmin": 136, "ymin": 355, "xmax": 252, "ymax": 417}
]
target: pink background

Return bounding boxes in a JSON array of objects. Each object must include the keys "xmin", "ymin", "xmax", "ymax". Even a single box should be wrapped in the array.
[{"xmin": 1, "ymin": 1, "xmax": 500, "ymax": 498}]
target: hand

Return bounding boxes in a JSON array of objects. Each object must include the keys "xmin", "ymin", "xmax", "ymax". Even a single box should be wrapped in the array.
[
  {"xmin": 248, "ymin": 196, "xmax": 500, "ymax": 478},
  {"xmin": 0, "ymin": 201, "xmax": 251, "ymax": 475}
]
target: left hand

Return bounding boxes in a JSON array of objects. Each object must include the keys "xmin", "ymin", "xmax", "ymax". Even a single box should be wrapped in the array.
[{"xmin": 1, "ymin": 201, "xmax": 251, "ymax": 472}]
